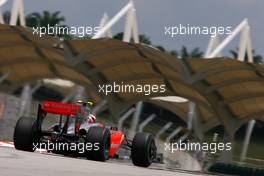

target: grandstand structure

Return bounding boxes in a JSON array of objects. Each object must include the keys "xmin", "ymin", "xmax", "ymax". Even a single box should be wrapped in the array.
[{"xmin": 0, "ymin": 0, "xmax": 262, "ymax": 165}]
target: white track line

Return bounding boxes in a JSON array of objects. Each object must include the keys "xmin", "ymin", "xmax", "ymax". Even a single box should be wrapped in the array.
[
  {"xmin": 0, "ymin": 141, "xmax": 47, "ymax": 153},
  {"xmin": 0, "ymin": 141, "xmax": 14, "ymax": 148}
]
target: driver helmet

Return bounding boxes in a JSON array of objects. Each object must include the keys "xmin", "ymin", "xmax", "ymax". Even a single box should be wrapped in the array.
[{"xmin": 76, "ymin": 100, "xmax": 96, "ymax": 123}]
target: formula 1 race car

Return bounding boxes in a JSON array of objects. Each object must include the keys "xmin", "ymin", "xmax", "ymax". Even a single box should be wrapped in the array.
[{"xmin": 13, "ymin": 101, "xmax": 158, "ymax": 167}]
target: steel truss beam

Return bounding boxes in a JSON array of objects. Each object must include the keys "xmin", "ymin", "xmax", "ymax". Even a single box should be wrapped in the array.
[
  {"xmin": 10, "ymin": 0, "xmax": 25, "ymax": 26},
  {"xmin": 206, "ymin": 19, "xmax": 253, "ymax": 62},
  {"xmin": 93, "ymin": 1, "xmax": 139, "ymax": 43}
]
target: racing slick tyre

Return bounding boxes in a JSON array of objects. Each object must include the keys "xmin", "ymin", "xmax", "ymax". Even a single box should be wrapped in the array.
[
  {"xmin": 85, "ymin": 127, "xmax": 111, "ymax": 162},
  {"xmin": 13, "ymin": 117, "xmax": 38, "ymax": 152},
  {"xmin": 131, "ymin": 132, "xmax": 157, "ymax": 167}
]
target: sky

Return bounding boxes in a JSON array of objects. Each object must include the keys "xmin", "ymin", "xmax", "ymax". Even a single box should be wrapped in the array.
[{"xmin": 2, "ymin": 0, "xmax": 264, "ymax": 56}]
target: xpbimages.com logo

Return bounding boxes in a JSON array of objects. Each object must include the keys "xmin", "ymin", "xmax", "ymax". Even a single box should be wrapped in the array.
[
  {"xmin": 164, "ymin": 140, "xmax": 232, "ymax": 154},
  {"xmin": 98, "ymin": 82, "xmax": 166, "ymax": 95},
  {"xmin": 33, "ymin": 141, "xmax": 100, "ymax": 153},
  {"xmin": 164, "ymin": 24, "xmax": 232, "ymax": 38},
  {"xmin": 32, "ymin": 24, "xmax": 100, "ymax": 37}
]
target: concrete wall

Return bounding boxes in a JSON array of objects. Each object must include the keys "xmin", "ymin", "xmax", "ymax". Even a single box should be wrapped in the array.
[{"xmin": 0, "ymin": 93, "xmax": 21, "ymax": 140}]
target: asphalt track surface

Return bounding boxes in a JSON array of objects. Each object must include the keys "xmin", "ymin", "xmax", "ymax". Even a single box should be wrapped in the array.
[{"xmin": 0, "ymin": 147, "xmax": 215, "ymax": 176}]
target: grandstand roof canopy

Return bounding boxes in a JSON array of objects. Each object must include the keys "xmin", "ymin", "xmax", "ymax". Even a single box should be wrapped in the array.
[
  {"xmin": 0, "ymin": 24, "xmax": 100, "ymax": 101},
  {"xmin": 1, "ymin": 24, "xmax": 264, "ymax": 134}
]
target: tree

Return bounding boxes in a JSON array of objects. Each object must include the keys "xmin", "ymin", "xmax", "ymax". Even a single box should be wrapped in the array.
[
  {"xmin": 138, "ymin": 34, "xmax": 151, "ymax": 45},
  {"xmin": 2, "ymin": 10, "xmax": 66, "ymax": 28},
  {"xmin": 229, "ymin": 48, "xmax": 263, "ymax": 64},
  {"xmin": 113, "ymin": 33, "xmax": 205, "ymax": 59},
  {"xmin": 155, "ymin": 45, "xmax": 166, "ymax": 52},
  {"xmin": 113, "ymin": 32, "xmax": 170, "ymax": 53},
  {"xmin": 3, "ymin": 11, "xmax": 11, "ymax": 24},
  {"xmin": 113, "ymin": 32, "xmax": 152, "ymax": 45},
  {"xmin": 190, "ymin": 47, "xmax": 204, "ymax": 58},
  {"xmin": 172, "ymin": 46, "xmax": 203, "ymax": 59},
  {"xmin": 170, "ymin": 50, "xmax": 178, "ymax": 56},
  {"xmin": 113, "ymin": 32, "xmax": 122, "ymax": 40},
  {"xmin": 25, "ymin": 11, "xmax": 77, "ymax": 39},
  {"xmin": 26, "ymin": 11, "xmax": 65, "ymax": 28}
]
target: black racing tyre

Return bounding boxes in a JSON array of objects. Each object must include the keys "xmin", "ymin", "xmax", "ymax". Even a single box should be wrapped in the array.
[
  {"xmin": 13, "ymin": 117, "xmax": 38, "ymax": 152},
  {"xmin": 85, "ymin": 127, "xmax": 111, "ymax": 161},
  {"xmin": 131, "ymin": 132, "xmax": 157, "ymax": 167}
]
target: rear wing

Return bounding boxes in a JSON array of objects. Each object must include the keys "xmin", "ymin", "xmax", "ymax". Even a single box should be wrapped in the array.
[
  {"xmin": 43, "ymin": 101, "xmax": 81, "ymax": 116},
  {"xmin": 36, "ymin": 101, "xmax": 82, "ymax": 135}
]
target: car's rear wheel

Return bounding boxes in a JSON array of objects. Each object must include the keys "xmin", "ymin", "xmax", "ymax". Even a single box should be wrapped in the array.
[
  {"xmin": 13, "ymin": 117, "xmax": 39, "ymax": 152},
  {"xmin": 131, "ymin": 132, "xmax": 156, "ymax": 167},
  {"xmin": 85, "ymin": 127, "xmax": 111, "ymax": 161}
]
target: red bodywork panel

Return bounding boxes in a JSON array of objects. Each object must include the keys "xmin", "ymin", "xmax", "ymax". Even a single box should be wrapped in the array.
[
  {"xmin": 43, "ymin": 101, "xmax": 81, "ymax": 116},
  {"xmin": 109, "ymin": 131, "xmax": 125, "ymax": 157}
]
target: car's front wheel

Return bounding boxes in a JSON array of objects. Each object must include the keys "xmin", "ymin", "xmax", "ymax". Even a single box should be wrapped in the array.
[{"xmin": 131, "ymin": 132, "xmax": 156, "ymax": 167}]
